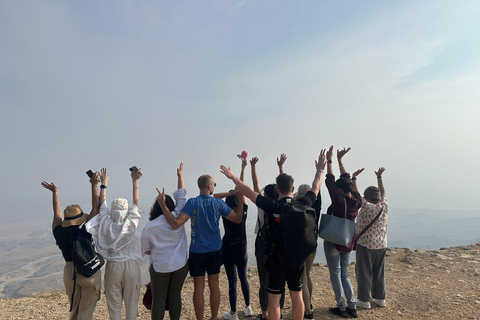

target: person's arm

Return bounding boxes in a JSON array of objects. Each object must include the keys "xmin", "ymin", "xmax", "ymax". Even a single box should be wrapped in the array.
[
  {"xmin": 310, "ymin": 149, "xmax": 326, "ymax": 195},
  {"xmin": 99, "ymin": 168, "xmax": 108, "ymax": 205},
  {"xmin": 224, "ymin": 193, "xmax": 245, "ymax": 223},
  {"xmin": 220, "ymin": 165, "xmax": 259, "ymax": 203},
  {"xmin": 177, "ymin": 163, "xmax": 184, "ymax": 190},
  {"xmin": 131, "ymin": 169, "xmax": 143, "ymax": 206},
  {"xmin": 156, "ymin": 188, "xmax": 190, "ymax": 229},
  {"xmin": 239, "ymin": 161, "xmax": 248, "ymax": 205},
  {"xmin": 250, "ymin": 157, "xmax": 261, "ymax": 193},
  {"xmin": 213, "ymin": 190, "xmax": 238, "ymax": 199},
  {"xmin": 337, "ymin": 147, "xmax": 351, "ymax": 175},
  {"xmin": 375, "ymin": 167, "xmax": 386, "ymax": 198},
  {"xmin": 277, "ymin": 153, "xmax": 287, "ymax": 174},
  {"xmin": 41, "ymin": 181, "xmax": 62, "ymax": 230},
  {"xmin": 86, "ymin": 172, "xmax": 100, "ymax": 222},
  {"xmin": 351, "ymin": 168, "xmax": 365, "ymax": 192},
  {"xmin": 326, "ymin": 145, "xmax": 334, "ymax": 175}
]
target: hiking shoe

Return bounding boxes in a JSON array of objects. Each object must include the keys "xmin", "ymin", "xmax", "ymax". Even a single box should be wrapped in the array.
[
  {"xmin": 244, "ymin": 306, "xmax": 253, "ymax": 316},
  {"xmin": 329, "ymin": 307, "xmax": 348, "ymax": 318},
  {"xmin": 224, "ymin": 311, "xmax": 239, "ymax": 320},
  {"xmin": 373, "ymin": 298, "xmax": 386, "ymax": 307},
  {"xmin": 256, "ymin": 314, "xmax": 267, "ymax": 320},
  {"xmin": 346, "ymin": 308, "xmax": 358, "ymax": 318},
  {"xmin": 303, "ymin": 313, "xmax": 314, "ymax": 319},
  {"xmin": 356, "ymin": 300, "xmax": 371, "ymax": 309},
  {"xmin": 310, "ymin": 303, "xmax": 313, "ymax": 313}
]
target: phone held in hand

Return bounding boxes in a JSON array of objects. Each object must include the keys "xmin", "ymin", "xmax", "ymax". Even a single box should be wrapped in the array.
[
  {"xmin": 86, "ymin": 170, "xmax": 94, "ymax": 178},
  {"xmin": 129, "ymin": 166, "xmax": 139, "ymax": 174}
]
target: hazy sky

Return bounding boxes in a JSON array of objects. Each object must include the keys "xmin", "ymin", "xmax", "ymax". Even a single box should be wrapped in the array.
[{"xmin": 1, "ymin": 1, "xmax": 479, "ymax": 217}]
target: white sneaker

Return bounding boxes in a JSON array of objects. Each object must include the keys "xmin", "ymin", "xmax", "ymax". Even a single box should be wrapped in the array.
[
  {"xmin": 224, "ymin": 311, "xmax": 239, "ymax": 320},
  {"xmin": 373, "ymin": 299, "xmax": 386, "ymax": 307},
  {"xmin": 357, "ymin": 300, "xmax": 371, "ymax": 309},
  {"xmin": 244, "ymin": 306, "xmax": 253, "ymax": 317}
]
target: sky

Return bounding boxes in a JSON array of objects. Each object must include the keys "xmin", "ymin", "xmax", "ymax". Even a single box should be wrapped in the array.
[{"xmin": 1, "ymin": 0, "xmax": 480, "ymax": 219}]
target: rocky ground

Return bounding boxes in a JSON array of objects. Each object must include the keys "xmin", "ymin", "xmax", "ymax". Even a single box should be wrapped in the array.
[{"xmin": 1, "ymin": 244, "xmax": 479, "ymax": 320}]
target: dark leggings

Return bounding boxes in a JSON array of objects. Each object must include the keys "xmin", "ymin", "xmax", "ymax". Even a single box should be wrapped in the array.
[{"xmin": 223, "ymin": 243, "xmax": 250, "ymax": 312}]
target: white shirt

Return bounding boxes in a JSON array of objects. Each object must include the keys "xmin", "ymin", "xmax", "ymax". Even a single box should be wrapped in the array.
[
  {"xmin": 140, "ymin": 188, "xmax": 188, "ymax": 273},
  {"xmin": 355, "ymin": 197, "xmax": 389, "ymax": 249},
  {"xmin": 86, "ymin": 200, "xmax": 144, "ymax": 265}
]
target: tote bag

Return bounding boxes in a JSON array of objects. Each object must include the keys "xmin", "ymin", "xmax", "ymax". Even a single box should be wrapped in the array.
[{"xmin": 319, "ymin": 198, "xmax": 356, "ymax": 246}]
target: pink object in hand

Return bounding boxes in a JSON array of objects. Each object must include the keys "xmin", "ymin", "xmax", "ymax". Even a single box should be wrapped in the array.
[{"xmin": 237, "ymin": 150, "xmax": 249, "ymax": 163}]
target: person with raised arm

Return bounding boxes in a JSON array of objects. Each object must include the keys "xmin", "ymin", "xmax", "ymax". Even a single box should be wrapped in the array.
[
  {"xmin": 156, "ymin": 171, "xmax": 244, "ymax": 320},
  {"xmin": 85, "ymin": 168, "xmax": 144, "ymax": 320},
  {"xmin": 41, "ymin": 171, "xmax": 102, "ymax": 320},
  {"xmin": 352, "ymin": 167, "xmax": 389, "ymax": 309},
  {"xmin": 140, "ymin": 163, "xmax": 189, "ymax": 320},
  {"xmin": 323, "ymin": 146, "xmax": 362, "ymax": 318},
  {"xmin": 220, "ymin": 150, "xmax": 326, "ymax": 320},
  {"xmin": 212, "ymin": 161, "xmax": 252, "ymax": 320},
  {"xmin": 251, "ymin": 156, "xmax": 285, "ymax": 320}
]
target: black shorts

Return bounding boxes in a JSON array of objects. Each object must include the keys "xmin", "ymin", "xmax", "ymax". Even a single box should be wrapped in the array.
[
  {"xmin": 266, "ymin": 254, "xmax": 304, "ymax": 294},
  {"xmin": 189, "ymin": 250, "xmax": 222, "ymax": 277}
]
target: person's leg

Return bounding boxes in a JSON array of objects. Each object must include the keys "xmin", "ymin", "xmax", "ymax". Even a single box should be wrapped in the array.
[
  {"xmin": 340, "ymin": 251, "xmax": 357, "ymax": 310},
  {"xmin": 193, "ymin": 276, "xmax": 205, "ymax": 320},
  {"xmin": 105, "ymin": 261, "xmax": 123, "ymax": 320},
  {"xmin": 76, "ymin": 271, "xmax": 101, "ymax": 320},
  {"xmin": 149, "ymin": 264, "xmax": 169, "ymax": 320},
  {"xmin": 224, "ymin": 247, "xmax": 238, "ymax": 313},
  {"xmin": 289, "ymin": 290, "xmax": 305, "ymax": 320},
  {"xmin": 123, "ymin": 260, "xmax": 141, "ymax": 320},
  {"xmin": 285, "ymin": 263, "xmax": 305, "ymax": 320},
  {"xmin": 208, "ymin": 273, "xmax": 221, "ymax": 320},
  {"xmin": 372, "ymin": 248, "xmax": 387, "ymax": 302},
  {"xmin": 63, "ymin": 262, "xmax": 79, "ymax": 320},
  {"xmin": 302, "ymin": 251, "xmax": 316, "ymax": 315},
  {"xmin": 267, "ymin": 293, "xmax": 282, "ymax": 320},
  {"xmin": 236, "ymin": 245, "xmax": 251, "ymax": 310},
  {"xmin": 324, "ymin": 241, "xmax": 346, "ymax": 310},
  {"xmin": 355, "ymin": 244, "xmax": 374, "ymax": 304},
  {"xmin": 168, "ymin": 262, "xmax": 189, "ymax": 320},
  {"xmin": 255, "ymin": 237, "xmax": 268, "ymax": 318}
]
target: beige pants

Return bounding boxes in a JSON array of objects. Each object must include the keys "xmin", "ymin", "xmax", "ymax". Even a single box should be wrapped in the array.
[
  {"xmin": 104, "ymin": 259, "xmax": 141, "ymax": 320},
  {"xmin": 63, "ymin": 262, "xmax": 101, "ymax": 320}
]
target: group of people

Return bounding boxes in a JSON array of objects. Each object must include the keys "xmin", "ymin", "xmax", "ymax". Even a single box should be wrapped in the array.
[{"xmin": 42, "ymin": 145, "xmax": 388, "ymax": 320}]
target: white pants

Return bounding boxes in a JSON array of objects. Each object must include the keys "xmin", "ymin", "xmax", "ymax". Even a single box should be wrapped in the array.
[{"xmin": 104, "ymin": 259, "xmax": 141, "ymax": 320}]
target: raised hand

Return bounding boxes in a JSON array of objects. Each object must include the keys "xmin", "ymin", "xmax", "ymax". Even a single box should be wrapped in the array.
[
  {"xmin": 337, "ymin": 147, "xmax": 351, "ymax": 160},
  {"xmin": 241, "ymin": 160, "xmax": 247, "ymax": 169},
  {"xmin": 156, "ymin": 187, "xmax": 166, "ymax": 205},
  {"xmin": 220, "ymin": 165, "xmax": 236, "ymax": 180},
  {"xmin": 132, "ymin": 169, "xmax": 143, "ymax": 181},
  {"xmin": 90, "ymin": 172, "xmax": 100, "ymax": 185},
  {"xmin": 277, "ymin": 153, "xmax": 287, "ymax": 168},
  {"xmin": 352, "ymin": 168, "xmax": 365, "ymax": 178},
  {"xmin": 375, "ymin": 167, "xmax": 386, "ymax": 177},
  {"xmin": 100, "ymin": 168, "xmax": 109, "ymax": 185},
  {"xmin": 326, "ymin": 145, "xmax": 334, "ymax": 162},
  {"xmin": 315, "ymin": 149, "xmax": 327, "ymax": 171},
  {"xmin": 177, "ymin": 163, "xmax": 183, "ymax": 177},
  {"xmin": 41, "ymin": 181, "xmax": 57, "ymax": 194},
  {"xmin": 250, "ymin": 157, "xmax": 259, "ymax": 166}
]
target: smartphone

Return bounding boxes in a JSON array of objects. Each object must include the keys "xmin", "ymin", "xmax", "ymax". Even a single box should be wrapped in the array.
[
  {"xmin": 86, "ymin": 170, "xmax": 94, "ymax": 178},
  {"xmin": 129, "ymin": 166, "xmax": 139, "ymax": 173}
]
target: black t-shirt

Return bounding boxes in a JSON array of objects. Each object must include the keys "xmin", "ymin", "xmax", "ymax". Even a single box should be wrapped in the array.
[
  {"xmin": 222, "ymin": 204, "xmax": 248, "ymax": 246},
  {"xmin": 53, "ymin": 224, "xmax": 92, "ymax": 262}
]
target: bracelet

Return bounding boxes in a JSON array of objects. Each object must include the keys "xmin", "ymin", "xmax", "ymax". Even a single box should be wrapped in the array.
[
  {"xmin": 53, "ymin": 192, "xmax": 58, "ymax": 195},
  {"xmin": 328, "ymin": 160, "xmax": 333, "ymax": 164},
  {"xmin": 100, "ymin": 185, "xmax": 107, "ymax": 189},
  {"xmin": 352, "ymin": 177, "xmax": 357, "ymax": 180},
  {"xmin": 377, "ymin": 176, "xmax": 382, "ymax": 179},
  {"xmin": 317, "ymin": 169, "xmax": 324, "ymax": 173}
]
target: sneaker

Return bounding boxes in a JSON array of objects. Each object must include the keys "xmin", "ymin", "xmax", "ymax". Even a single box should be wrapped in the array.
[
  {"xmin": 310, "ymin": 303, "xmax": 313, "ymax": 313},
  {"xmin": 244, "ymin": 306, "xmax": 253, "ymax": 317},
  {"xmin": 373, "ymin": 299, "xmax": 386, "ymax": 307},
  {"xmin": 303, "ymin": 313, "xmax": 314, "ymax": 319},
  {"xmin": 346, "ymin": 308, "xmax": 358, "ymax": 318},
  {"xmin": 224, "ymin": 311, "xmax": 239, "ymax": 320},
  {"xmin": 256, "ymin": 315, "xmax": 267, "ymax": 320},
  {"xmin": 356, "ymin": 300, "xmax": 371, "ymax": 309},
  {"xmin": 329, "ymin": 307, "xmax": 348, "ymax": 318}
]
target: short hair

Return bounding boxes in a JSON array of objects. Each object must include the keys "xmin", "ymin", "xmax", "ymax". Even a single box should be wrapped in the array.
[
  {"xmin": 276, "ymin": 173, "xmax": 294, "ymax": 194},
  {"xmin": 225, "ymin": 190, "xmax": 238, "ymax": 209},
  {"xmin": 335, "ymin": 177, "xmax": 352, "ymax": 193},
  {"xmin": 149, "ymin": 195, "xmax": 175, "ymax": 221},
  {"xmin": 198, "ymin": 175, "xmax": 214, "ymax": 189},
  {"xmin": 364, "ymin": 186, "xmax": 381, "ymax": 203}
]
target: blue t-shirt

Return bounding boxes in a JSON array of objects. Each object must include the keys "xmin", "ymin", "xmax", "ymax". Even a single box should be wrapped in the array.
[{"xmin": 181, "ymin": 195, "xmax": 232, "ymax": 253}]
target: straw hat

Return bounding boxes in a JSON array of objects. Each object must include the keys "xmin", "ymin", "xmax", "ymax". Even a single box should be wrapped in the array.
[{"xmin": 62, "ymin": 204, "xmax": 87, "ymax": 227}]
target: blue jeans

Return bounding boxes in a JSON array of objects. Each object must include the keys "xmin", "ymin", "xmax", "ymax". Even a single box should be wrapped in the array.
[{"xmin": 324, "ymin": 241, "xmax": 357, "ymax": 310}]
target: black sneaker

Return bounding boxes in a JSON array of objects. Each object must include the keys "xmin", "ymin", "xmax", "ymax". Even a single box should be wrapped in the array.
[
  {"xmin": 329, "ymin": 307, "xmax": 348, "ymax": 318},
  {"xmin": 346, "ymin": 308, "xmax": 358, "ymax": 318},
  {"xmin": 303, "ymin": 313, "xmax": 314, "ymax": 319},
  {"xmin": 256, "ymin": 315, "xmax": 267, "ymax": 320},
  {"xmin": 310, "ymin": 303, "xmax": 313, "ymax": 313}
]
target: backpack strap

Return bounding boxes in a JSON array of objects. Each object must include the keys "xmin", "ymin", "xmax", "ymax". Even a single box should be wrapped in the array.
[
  {"xmin": 70, "ymin": 270, "xmax": 77, "ymax": 312},
  {"xmin": 355, "ymin": 207, "xmax": 384, "ymax": 243}
]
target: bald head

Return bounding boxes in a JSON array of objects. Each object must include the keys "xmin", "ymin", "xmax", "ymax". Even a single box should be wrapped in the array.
[{"xmin": 198, "ymin": 175, "xmax": 214, "ymax": 190}]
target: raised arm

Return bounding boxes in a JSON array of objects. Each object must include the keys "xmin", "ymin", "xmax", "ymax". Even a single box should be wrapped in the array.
[
  {"xmin": 351, "ymin": 168, "xmax": 365, "ymax": 191},
  {"xmin": 41, "ymin": 181, "xmax": 62, "ymax": 230},
  {"xmin": 337, "ymin": 147, "xmax": 351, "ymax": 175},
  {"xmin": 213, "ymin": 190, "xmax": 238, "ymax": 199},
  {"xmin": 220, "ymin": 165, "xmax": 259, "ymax": 203},
  {"xmin": 277, "ymin": 153, "xmax": 287, "ymax": 174},
  {"xmin": 156, "ymin": 188, "xmax": 190, "ymax": 229},
  {"xmin": 99, "ymin": 168, "xmax": 108, "ymax": 205},
  {"xmin": 177, "ymin": 163, "xmax": 184, "ymax": 189},
  {"xmin": 326, "ymin": 145, "xmax": 334, "ymax": 175},
  {"xmin": 132, "ymin": 169, "xmax": 143, "ymax": 206},
  {"xmin": 250, "ymin": 157, "xmax": 261, "ymax": 193},
  {"xmin": 375, "ymin": 167, "xmax": 386, "ymax": 198},
  {"xmin": 86, "ymin": 172, "xmax": 100, "ymax": 222},
  {"xmin": 310, "ymin": 149, "xmax": 326, "ymax": 195}
]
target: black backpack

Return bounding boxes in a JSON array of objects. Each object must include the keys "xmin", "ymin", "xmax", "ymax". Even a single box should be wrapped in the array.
[
  {"xmin": 71, "ymin": 225, "xmax": 104, "ymax": 277},
  {"xmin": 276, "ymin": 201, "xmax": 318, "ymax": 268}
]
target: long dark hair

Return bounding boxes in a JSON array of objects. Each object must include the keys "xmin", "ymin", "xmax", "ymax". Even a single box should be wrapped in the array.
[
  {"xmin": 335, "ymin": 177, "xmax": 353, "ymax": 193},
  {"xmin": 149, "ymin": 195, "xmax": 175, "ymax": 221},
  {"xmin": 263, "ymin": 184, "xmax": 279, "ymax": 199}
]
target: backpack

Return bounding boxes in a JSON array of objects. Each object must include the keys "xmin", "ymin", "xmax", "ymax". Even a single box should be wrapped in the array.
[
  {"xmin": 71, "ymin": 224, "xmax": 104, "ymax": 277},
  {"xmin": 276, "ymin": 201, "xmax": 318, "ymax": 268}
]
